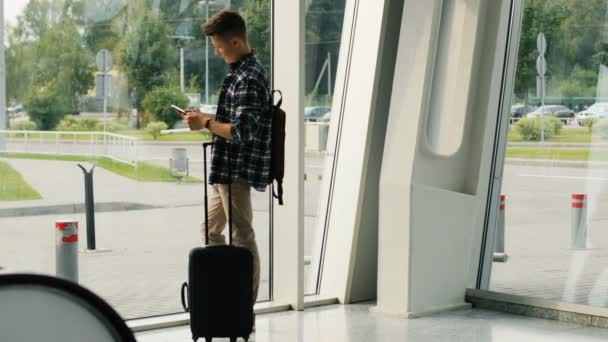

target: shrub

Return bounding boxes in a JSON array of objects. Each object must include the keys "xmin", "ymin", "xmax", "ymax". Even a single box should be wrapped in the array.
[
  {"xmin": 10, "ymin": 120, "xmax": 38, "ymax": 131},
  {"xmin": 56, "ymin": 116, "xmax": 102, "ymax": 132},
  {"xmin": 583, "ymin": 118, "xmax": 599, "ymax": 133},
  {"xmin": 545, "ymin": 116, "xmax": 563, "ymax": 136},
  {"xmin": 142, "ymin": 86, "xmax": 189, "ymax": 129},
  {"xmin": 145, "ymin": 121, "xmax": 168, "ymax": 140},
  {"xmin": 24, "ymin": 88, "xmax": 69, "ymax": 130},
  {"xmin": 515, "ymin": 116, "xmax": 563, "ymax": 141},
  {"xmin": 105, "ymin": 119, "xmax": 129, "ymax": 133}
]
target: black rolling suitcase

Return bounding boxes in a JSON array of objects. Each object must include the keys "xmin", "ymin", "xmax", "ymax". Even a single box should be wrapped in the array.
[{"xmin": 181, "ymin": 142, "xmax": 254, "ymax": 342}]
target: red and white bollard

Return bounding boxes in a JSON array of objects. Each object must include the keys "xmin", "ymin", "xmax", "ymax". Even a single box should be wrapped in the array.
[
  {"xmin": 55, "ymin": 220, "xmax": 79, "ymax": 283},
  {"xmin": 571, "ymin": 194, "xmax": 588, "ymax": 250},
  {"xmin": 493, "ymin": 194, "xmax": 508, "ymax": 262}
]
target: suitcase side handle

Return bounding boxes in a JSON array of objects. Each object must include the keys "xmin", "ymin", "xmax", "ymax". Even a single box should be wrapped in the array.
[{"xmin": 181, "ymin": 282, "xmax": 189, "ymax": 312}]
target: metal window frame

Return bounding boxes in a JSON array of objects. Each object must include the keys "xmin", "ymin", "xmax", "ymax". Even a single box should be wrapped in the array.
[{"xmin": 476, "ymin": 0, "xmax": 525, "ymax": 289}]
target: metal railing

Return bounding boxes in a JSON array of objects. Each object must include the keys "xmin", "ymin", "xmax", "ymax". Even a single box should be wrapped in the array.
[{"xmin": 0, "ymin": 130, "xmax": 139, "ymax": 166}]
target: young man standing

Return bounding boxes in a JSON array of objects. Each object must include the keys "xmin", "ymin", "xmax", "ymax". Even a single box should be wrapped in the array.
[{"xmin": 184, "ymin": 9, "xmax": 271, "ymax": 307}]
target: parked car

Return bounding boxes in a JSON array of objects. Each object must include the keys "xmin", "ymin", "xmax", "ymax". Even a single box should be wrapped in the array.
[
  {"xmin": 526, "ymin": 105, "xmax": 575, "ymax": 124},
  {"xmin": 7, "ymin": 104, "xmax": 25, "ymax": 119},
  {"xmin": 510, "ymin": 104, "xmax": 537, "ymax": 118},
  {"xmin": 305, "ymin": 106, "xmax": 331, "ymax": 122},
  {"xmin": 576, "ymin": 102, "xmax": 608, "ymax": 122},
  {"xmin": 321, "ymin": 111, "xmax": 331, "ymax": 122}
]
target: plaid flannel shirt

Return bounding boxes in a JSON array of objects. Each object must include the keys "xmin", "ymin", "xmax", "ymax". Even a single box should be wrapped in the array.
[{"xmin": 208, "ymin": 51, "xmax": 271, "ymax": 191}]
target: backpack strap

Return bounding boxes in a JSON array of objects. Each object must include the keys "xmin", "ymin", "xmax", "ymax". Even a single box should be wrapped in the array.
[
  {"xmin": 270, "ymin": 89, "xmax": 285, "ymax": 205},
  {"xmin": 272, "ymin": 181, "xmax": 284, "ymax": 206},
  {"xmin": 271, "ymin": 90, "xmax": 283, "ymax": 108}
]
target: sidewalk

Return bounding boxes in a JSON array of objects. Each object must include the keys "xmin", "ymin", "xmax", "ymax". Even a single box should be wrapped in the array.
[
  {"xmin": 0, "ymin": 157, "xmax": 319, "ymax": 319},
  {"xmin": 0, "ymin": 158, "xmax": 268, "ymax": 211},
  {"xmin": 0, "ymin": 158, "xmax": 201, "ymax": 207}
]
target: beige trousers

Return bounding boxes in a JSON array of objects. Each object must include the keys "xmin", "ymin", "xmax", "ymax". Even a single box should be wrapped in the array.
[{"xmin": 200, "ymin": 178, "xmax": 261, "ymax": 304}]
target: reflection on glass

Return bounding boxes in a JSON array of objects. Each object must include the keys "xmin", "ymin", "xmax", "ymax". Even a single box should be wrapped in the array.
[
  {"xmin": 0, "ymin": 0, "xmax": 271, "ymax": 319},
  {"xmin": 491, "ymin": 0, "xmax": 608, "ymax": 308},
  {"xmin": 303, "ymin": 0, "xmax": 346, "ymax": 295}
]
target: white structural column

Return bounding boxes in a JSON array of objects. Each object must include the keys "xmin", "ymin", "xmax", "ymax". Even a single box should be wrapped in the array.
[
  {"xmin": 272, "ymin": 0, "xmax": 305, "ymax": 310},
  {"xmin": 316, "ymin": 0, "xmax": 404, "ymax": 303},
  {"xmin": 376, "ymin": 0, "xmax": 514, "ymax": 317},
  {"xmin": 0, "ymin": 0, "xmax": 6, "ymax": 152}
]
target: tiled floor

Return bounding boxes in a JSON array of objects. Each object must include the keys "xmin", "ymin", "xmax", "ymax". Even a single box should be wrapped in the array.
[{"xmin": 136, "ymin": 303, "xmax": 608, "ymax": 342}]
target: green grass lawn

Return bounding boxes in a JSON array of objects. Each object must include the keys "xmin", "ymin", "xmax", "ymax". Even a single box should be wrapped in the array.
[
  {"xmin": 0, "ymin": 160, "xmax": 42, "ymax": 201},
  {"xmin": 5, "ymin": 130, "xmax": 212, "ymax": 142},
  {"xmin": 118, "ymin": 130, "xmax": 212, "ymax": 141},
  {"xmin": 508, "ymin": 127, "xmax": 595, "ymax": 143},
  {"xmin": 6, "ymin": 132, "xmax": 100, "ymax": 141},
  {"xmin": 506, "ymin": 148, "xmax": 608, "ymax": 161},
  {"xmin": 0, "ymin": 153, "xmax": 200, "ymax": 183},
  {"xmin": 6, "ymin": 126, "xmax": 596, "ymax": 143}
]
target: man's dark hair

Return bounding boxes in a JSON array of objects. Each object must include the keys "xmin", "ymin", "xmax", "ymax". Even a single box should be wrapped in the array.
[{"xmin": 202, "ymin": 9, "xmax": 247, "ymax": 41}]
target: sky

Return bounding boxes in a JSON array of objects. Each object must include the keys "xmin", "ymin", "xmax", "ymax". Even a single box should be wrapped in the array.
[{"xmin": 4, "ymin": 1, "xmax": 28, "ymax": 25}]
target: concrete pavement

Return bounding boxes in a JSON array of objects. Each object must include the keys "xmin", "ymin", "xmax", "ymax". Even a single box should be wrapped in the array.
[
  {"xmin": 0, "ymin": 157, "xmax": 321, "ymax": 318},
  {"xmin": 4, "ymin": 156, "xmax": 608, "ymax": 317}
]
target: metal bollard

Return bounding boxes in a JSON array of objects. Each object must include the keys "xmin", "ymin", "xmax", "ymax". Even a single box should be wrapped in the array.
[
  {"xmin": 78, "ymin": 163, "xmax": 97, "ymax": 250},
  {"xmin": 493, "ymin": 194, "xmax": 508, "ymax": 262},
  {"xmin": 571, "ymin": 194, "xmax": 588, "ymax": 249},
  {"xmin": 55, "ymin": 220, "xmax": 79, "ymax": 283}
]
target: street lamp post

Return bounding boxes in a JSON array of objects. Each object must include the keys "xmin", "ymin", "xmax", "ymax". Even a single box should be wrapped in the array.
[
  {"xmin": 205, "ymin": 0, "xmax": 210, "ymax": 105},
  {"xmin": 169, "ymin": 36, "xmax": 195, "ymax": 93},
  {"xmin": 0, "ymin": 0, "xmax": 6, "ymax": 152},
  {"xmin": 201, "ymin": 0, "xmax": 228, "ymax": 105}
]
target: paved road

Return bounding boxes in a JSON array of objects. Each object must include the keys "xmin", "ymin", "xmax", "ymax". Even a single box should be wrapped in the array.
[
  {"xmin": 492, "ymin": 164, "xmax": 608, "ymax": 307},
  {"xmin": 2, "ymin": 138, "xmax": 327, "ymax": 172},
  {"xmin": 1, "ymin": 139, "xmax": 328, "ymax": 215}
]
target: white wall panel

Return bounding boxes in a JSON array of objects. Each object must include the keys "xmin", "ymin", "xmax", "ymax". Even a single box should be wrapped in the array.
[{"xmin": 377, "ymin": 0, "xmax": 514, "ymax": 316}]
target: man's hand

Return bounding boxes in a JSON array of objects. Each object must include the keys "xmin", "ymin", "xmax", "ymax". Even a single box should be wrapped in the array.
[{"xmin": 183, "ymin": 109, "xmax": 213, "ymax": 131}]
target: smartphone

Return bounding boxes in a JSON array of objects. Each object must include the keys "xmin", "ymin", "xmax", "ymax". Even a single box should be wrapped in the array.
[{"xmin": 171, "ymin": 105, "xmax": 186, "ymax": 115}]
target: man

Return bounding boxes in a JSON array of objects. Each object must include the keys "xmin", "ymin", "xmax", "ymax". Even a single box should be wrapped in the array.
[{"xmin": 183, "ymin": 9, "xmax": 271, "ymax": 308}]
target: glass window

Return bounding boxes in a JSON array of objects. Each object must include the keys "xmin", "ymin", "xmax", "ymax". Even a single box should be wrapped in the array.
[
  {"xmin": 303, "ymin": 0, "xmax": 347, "ymax": 295},
  {"xmin": 489, "ymin": 0, "xmax": 608, "ymax": 308},
  {"xmin": 0, "ymin": 0, "xmax": 272, "ymax": 319}
]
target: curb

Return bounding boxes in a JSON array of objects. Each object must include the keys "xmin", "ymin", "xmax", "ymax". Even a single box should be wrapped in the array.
[{"xmin": 505, "ymin": 158, "xmax": 608, "ymax": 169}]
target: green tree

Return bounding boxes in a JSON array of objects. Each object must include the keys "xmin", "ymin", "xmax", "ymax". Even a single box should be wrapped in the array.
[
  {"xmin": 7, "ymin": 0, "xmax": 91, "ymax": 106},
  {"xmin": 5, "ymin": 30, "xmax": 35, "ymax": 105},
  {"xmin": 244, "ymin": 0, "xmax": 271, "ymax": 74},
  {"xmin": 34, "ymin": 21, "xmax": 94, "ymax": 112},
  {"xmin": 514, "ymin": 0, "xmax": 569, "ymax": 100},
  {"xmin": 305, "ymin": 0, "xmax": 346, "ymax": 97},
  {"xmin": 122, "ymin": 8, "xmax": 177, "ymax": 127},
  {"xmin": 9, "ymin": 0, "xmax": 94, "ymax": 128},
  {"xmin": 558, "ymin": 0, "xmax": 608, "ymax": 72},
  {"xmin": 559, "ymin": 65, "xmax": 597, "ymax": 97}
]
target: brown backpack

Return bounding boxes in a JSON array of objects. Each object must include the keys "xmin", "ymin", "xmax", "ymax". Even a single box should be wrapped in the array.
[{"xmin": 270, "ymin": 90, "xmax": 285, "ymax": 205}]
